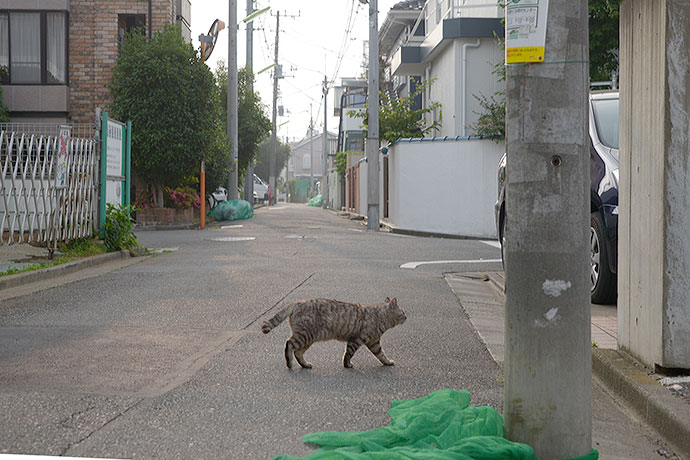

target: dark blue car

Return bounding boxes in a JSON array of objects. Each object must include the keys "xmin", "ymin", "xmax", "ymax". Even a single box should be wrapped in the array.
[{"xmin": 495, "ymin": 91, "xmax": 619, "ymax": 304}]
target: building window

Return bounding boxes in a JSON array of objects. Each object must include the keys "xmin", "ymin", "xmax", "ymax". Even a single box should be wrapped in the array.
[
  {"xmin": 0, "ymin": 10, "xmax": 67, "ymax": 85},
  {"xmin": 345, "ymin": 131, "xmax": 364, "ymax": 152},
  {"xmin": 118, "ymin": 14, "xmax": 146, "ymax": 53},
  {"xmin": 303, "ymin": 153, "xmax": 311, "ymax": 170},
  {"xmin": 345, "ymin": 87, "xmax": 366, "ymax": 108}
]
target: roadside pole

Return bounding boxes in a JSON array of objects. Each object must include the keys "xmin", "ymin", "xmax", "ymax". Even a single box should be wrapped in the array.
[
  {"xmin": 269, "ymin": 11, "xmax": 280, "ymax": 206},
  {"xmin": 322, "ymin": 75, "xmax": 329, "ymax": 209},
  {"xmin": 366, "ymin": 0, "xmax": 379, "ymax": 230},
  {"xmin": 503, "ymin": 1, "xmax": 592, "ymax": 459},
  {"xmin": 243, "ymin": 0, "xmax": 255, "ymax": 208},
  {"xmin": 199, "ymin": 19, "xmax": 224, "ymax": 228},
  {"xmin": 228, "ymin": 0, "xmax": 239, "ymax": 200}
]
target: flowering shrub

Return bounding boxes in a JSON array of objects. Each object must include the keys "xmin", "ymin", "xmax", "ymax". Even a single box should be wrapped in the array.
[
  {"xmin": 165, "ymin": 186, "xmax": 200, "ymax": 209},
  {"xmin": 133, "ymin": 191, "xmax": 156, "ymax": 209}
]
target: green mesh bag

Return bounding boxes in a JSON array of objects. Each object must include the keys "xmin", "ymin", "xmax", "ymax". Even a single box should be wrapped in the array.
[
  {"xmin": 307, "ymin": 194, "xmax": 323, "ymax": 207},
  {"xmin": 270, "ymin": 389, "xmax": 598, "ymax": 460},
  {"xmin": 209, "ymin": 200, "xmax": 253, "ymax": 221}
]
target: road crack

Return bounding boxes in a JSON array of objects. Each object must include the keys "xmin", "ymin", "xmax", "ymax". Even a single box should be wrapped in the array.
[
  {"xmin": 243, "ymin": 272, "xmax": 316, "ymax": 330},
  {"xmin": 60, "ymin": 398, "xmax": 145, "ymax": 456}
]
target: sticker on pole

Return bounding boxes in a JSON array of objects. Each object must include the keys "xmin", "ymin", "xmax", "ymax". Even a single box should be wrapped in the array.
[{"xmin": 505, "ymin": 0, "xmax": 549, "ymax": 64}]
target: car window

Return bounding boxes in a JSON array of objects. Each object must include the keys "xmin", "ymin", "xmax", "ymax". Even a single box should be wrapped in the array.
[{"xmin": 591, "ymin": 98, "xmax": 619, "ymax": 149}]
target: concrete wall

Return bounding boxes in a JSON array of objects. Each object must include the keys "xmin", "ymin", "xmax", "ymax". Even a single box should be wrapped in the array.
[
  {"xmin": 619, "ymin": 0, "xmax": 690, "ymax": 369},
  {"xmin": 385, "ymin": 138, "xmax": 504, "ymax": 238}
]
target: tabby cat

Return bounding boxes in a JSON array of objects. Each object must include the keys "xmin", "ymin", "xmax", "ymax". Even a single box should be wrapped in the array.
[{"xmin": 261, "ymin": 297, "xmax": 406, "ymax": 369}]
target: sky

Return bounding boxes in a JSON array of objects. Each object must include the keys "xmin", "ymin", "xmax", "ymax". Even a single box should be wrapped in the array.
[{"xmin": 191, "ymin": 0, "xmax": 400, "ymax": 144}]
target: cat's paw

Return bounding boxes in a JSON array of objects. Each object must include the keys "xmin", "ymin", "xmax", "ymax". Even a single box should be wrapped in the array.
[
  {"xmin": 383, "ymin": 360, "xmax": 395, "ymax": 366},
  {"xmin": 299, "ymin": 362, "xmax": 313, "ymax": 369},
  {"xmin": 343, "ymin": 361, "xmax": 353, "ymax": 369}
]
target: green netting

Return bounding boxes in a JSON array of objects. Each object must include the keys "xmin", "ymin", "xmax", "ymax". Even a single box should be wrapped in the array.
[
  {"xmin": 308, "ymin": 194, "xmax": 323, "ymax": 207},
  {"xmin": 270, "ymin": 389, "xmax": 598, "ymax": 460},
  {"xmin": 208, "ymin": 200, "xmax": 253, "ymax": 221}
]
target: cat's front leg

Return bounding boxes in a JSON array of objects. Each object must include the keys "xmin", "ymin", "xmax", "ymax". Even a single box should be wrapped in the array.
[
  {"xmin": 343, "ymin": 338, "xmax": 363, "ymax": 368},
  {"xmin": 367, "ymin": 340, "xmax": 395, "ymax": 366}
]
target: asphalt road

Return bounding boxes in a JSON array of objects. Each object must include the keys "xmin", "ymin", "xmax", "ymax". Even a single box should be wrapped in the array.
[{"xmin": 0, "ymin": 204, "xmax": 506, "ymax": 459}]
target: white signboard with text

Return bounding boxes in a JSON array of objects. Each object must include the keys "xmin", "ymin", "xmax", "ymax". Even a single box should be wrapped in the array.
[
  {"xmin": 506, "ymin": 0, "xmax": 550, "ymax": 64},
  {"xmin": 106, "ymin": 119, "xmax": 125, "ymax": 205}
]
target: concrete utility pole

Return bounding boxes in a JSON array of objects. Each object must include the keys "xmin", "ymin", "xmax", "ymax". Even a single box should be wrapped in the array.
[
  {"xmin": 243, "ymin": 0, "xmax": 255, "ymax": 206},
  {"xmin": 268, "ymin": 11, "xmax": 280, "ymax": 205},
  {"xmin": 366, "ymin": 0, "xmax": 379, "ymax": 230},
  {"xmin": 503, "ymin": 1, "xmax": 592, "ymax": 459},
  {"xmin": 227, "ymin": 0, "xmax": 239, "ymax": 200},
  {"xmin": 322, "ymin": 75, "xmax": 329, "ymax": 209},
  {"xmin": 309, "ymin": 104, "xmax": 314, "ymax": 196}
]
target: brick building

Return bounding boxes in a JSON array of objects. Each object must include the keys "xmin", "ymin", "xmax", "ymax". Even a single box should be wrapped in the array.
[{"xmin": 0, "ymin": 0, "xmax": 191, "ymax": 124}]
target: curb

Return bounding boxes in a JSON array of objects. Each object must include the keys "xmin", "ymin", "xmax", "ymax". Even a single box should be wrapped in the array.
[
  {"xmin": 592, "ymin": 348, "xmax": 690, "ymax": 457},
  {"xmin": 0, "ymin": 250, "xmax": 131, "ymax": 291}
]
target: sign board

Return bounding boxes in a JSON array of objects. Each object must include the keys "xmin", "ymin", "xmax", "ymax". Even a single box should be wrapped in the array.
[
  {"xmin": 55, "ymin": 125, "xmax": 71, "ymax": 189},
  {"xmin": 505, "ymin": 0, "xmax": 549, "ymax": 64},
  {"xmin": 106, "ymin": 118, "xmax": 125, "ymax": 205},
  {"xmin": 99, "ymin": 111, "xmax": 132, "ymax": 237}
]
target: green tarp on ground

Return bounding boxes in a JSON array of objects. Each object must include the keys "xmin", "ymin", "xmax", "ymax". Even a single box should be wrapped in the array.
[
  {"xmin": 208, "ymin": 200, "xmax": 253, "ymax": 221},
  {"xmin": 308, "ymin": 194, "xmax": 323, "ymax": 207},
  {"xmin": 270, "ymin": 389, "xmax": 598, "ymax": 460}
]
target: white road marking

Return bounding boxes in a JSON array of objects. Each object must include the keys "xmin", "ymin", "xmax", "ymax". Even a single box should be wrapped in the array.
[
  {"xmin": 400, "ymin": 259, "xmax": 502, "ymax": 269},
  {"xmin": 349, "ymin": 228, "xmax": 364, "ymax": 232},
  {"xmin": 208, "ymin": 237, "xmax": 256, "ymax": 242},
  {"xmin": 221, "ymin": 225, "xmax": 243, "ymax": 229},
  {"xmin": 481, "ymin": 240, "xmax": 501, "ymax": 249},
  {"xmin": 266, "ymin": 206, "xmax": 287, "ymax": 210}
]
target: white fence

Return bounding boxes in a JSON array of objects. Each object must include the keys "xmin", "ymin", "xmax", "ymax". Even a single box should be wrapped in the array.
[
  {"xmin": 0, "ymin": 124, "xmax": 99, "ymax": 245},
  {"xmin": 385, "ymin": 137, "xmax": 505, "ymax": 238}
]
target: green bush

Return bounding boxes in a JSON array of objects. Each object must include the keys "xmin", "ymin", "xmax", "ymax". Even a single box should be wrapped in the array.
[{"xmin": 104, "ymin": 204, "xmax": 139, "ymax": 252}]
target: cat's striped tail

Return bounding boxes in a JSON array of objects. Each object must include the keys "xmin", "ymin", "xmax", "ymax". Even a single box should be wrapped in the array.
[{"xmin": 261, "ymin": 305, "xmax": 292, "ymax": 333}]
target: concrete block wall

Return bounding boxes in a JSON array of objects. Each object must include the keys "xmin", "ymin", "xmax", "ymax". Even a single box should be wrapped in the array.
[{"xmin": 619, "ymin": 0, "xmax": 690, "ymax": 370}]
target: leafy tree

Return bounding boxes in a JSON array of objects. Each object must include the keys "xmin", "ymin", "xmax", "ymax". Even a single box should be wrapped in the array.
[
  {"xmin": 255, "ymin": 138, "xmax": 291, "ymax": 183},
  {"xmin": 0, "ymin": 87, "xmax": 10, "ymax": 122},
  {"xmin": 590, "ymin": 0, "xmax": 620, "ymax": 83},
  {"xmin": 215, "ymin": 62, "xmax": 273, "ymax": 183},
  {"xmin": 350, "ymin": 78, "xmax": 441, "ymax": 144},
  {"xmin": 108, "ymin": 25, "xmax": 227, "ymax": 201}
]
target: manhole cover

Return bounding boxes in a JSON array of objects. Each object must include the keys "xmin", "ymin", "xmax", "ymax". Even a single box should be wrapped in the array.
[{"xmin": 208, "ymin": 237, "xmax": 256, "ymax": 242}]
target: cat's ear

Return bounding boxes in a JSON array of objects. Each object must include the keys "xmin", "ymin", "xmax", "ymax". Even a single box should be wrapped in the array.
[{"xmin": 385, "ymin": 297, "xmax": 391, "ymax": 303}]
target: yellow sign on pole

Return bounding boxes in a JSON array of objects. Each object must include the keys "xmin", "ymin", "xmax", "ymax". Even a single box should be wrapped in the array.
[{"xmin": 505, "ymin": 0, "xmax": 549, "ymax": 64}]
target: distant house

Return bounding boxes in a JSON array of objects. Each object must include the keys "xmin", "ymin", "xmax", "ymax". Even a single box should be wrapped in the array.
[
  {"xmin": 0, "ymin": 0, "xmax": 191, "ymax": 124},
  {"xmin": 382, "ymin": 0, "xmax": 504, "ymax": 137},
  {"xmin": 369, "ymin": 0, "xmax": 506, "ymax": 238},
  {"xmin": 288, "ymin": 130, "xmax": 337, "ymax": 202}
]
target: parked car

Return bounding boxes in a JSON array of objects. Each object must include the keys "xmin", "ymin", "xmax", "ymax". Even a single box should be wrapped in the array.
[
  {"xmin": 253, "ymin": 174, "xmax": 269, "ymax": 203},
  {"xmin": 495, "ymin": 90, "xmax": 619, "ymax": 304}
]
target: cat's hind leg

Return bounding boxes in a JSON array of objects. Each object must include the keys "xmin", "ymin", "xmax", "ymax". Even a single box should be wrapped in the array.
[
  {"xmin": 367, "ymin": 340, "xmax": 395, "ymax": 366},
  {"xmin": 294, "ymin": 344, "xmax": 313, "ymax": 369},
  {"xmin": 284, "ymin": 339, "xmax": 296, "ymax": 369},
  {"xmin": 343, "ymin": 338, "xmax": 363, "ymax": 368}
]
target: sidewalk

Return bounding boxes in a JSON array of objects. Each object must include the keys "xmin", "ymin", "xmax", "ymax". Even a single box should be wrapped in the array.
[{"xmin": 445, "ymin": 271, "xmax": 690, "ymax": 459}]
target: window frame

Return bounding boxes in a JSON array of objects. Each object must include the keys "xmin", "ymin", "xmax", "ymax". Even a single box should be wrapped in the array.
[{"xmin": 0, "ymin": 9, "xmax": 69, "ymax": 86}]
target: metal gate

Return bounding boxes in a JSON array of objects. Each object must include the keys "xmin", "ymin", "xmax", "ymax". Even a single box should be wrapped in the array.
[{"xmin": 0, "ymin": 123, "xmax": 99, "ymax": 246}]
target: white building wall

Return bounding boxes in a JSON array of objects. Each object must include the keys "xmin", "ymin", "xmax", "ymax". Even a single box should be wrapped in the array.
[
  {"xmin": 386, "ymin": 138, "xmax": 504, "ymax": 238},
  {"xmin": 427, "ymin": 44, "xmax": 456, "ymax": 137}
]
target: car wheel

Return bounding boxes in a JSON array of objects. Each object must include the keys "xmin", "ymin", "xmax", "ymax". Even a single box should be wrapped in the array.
[{"xmin": 590, "ymin": 212, "xmax": 617, "ymax": 304}]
